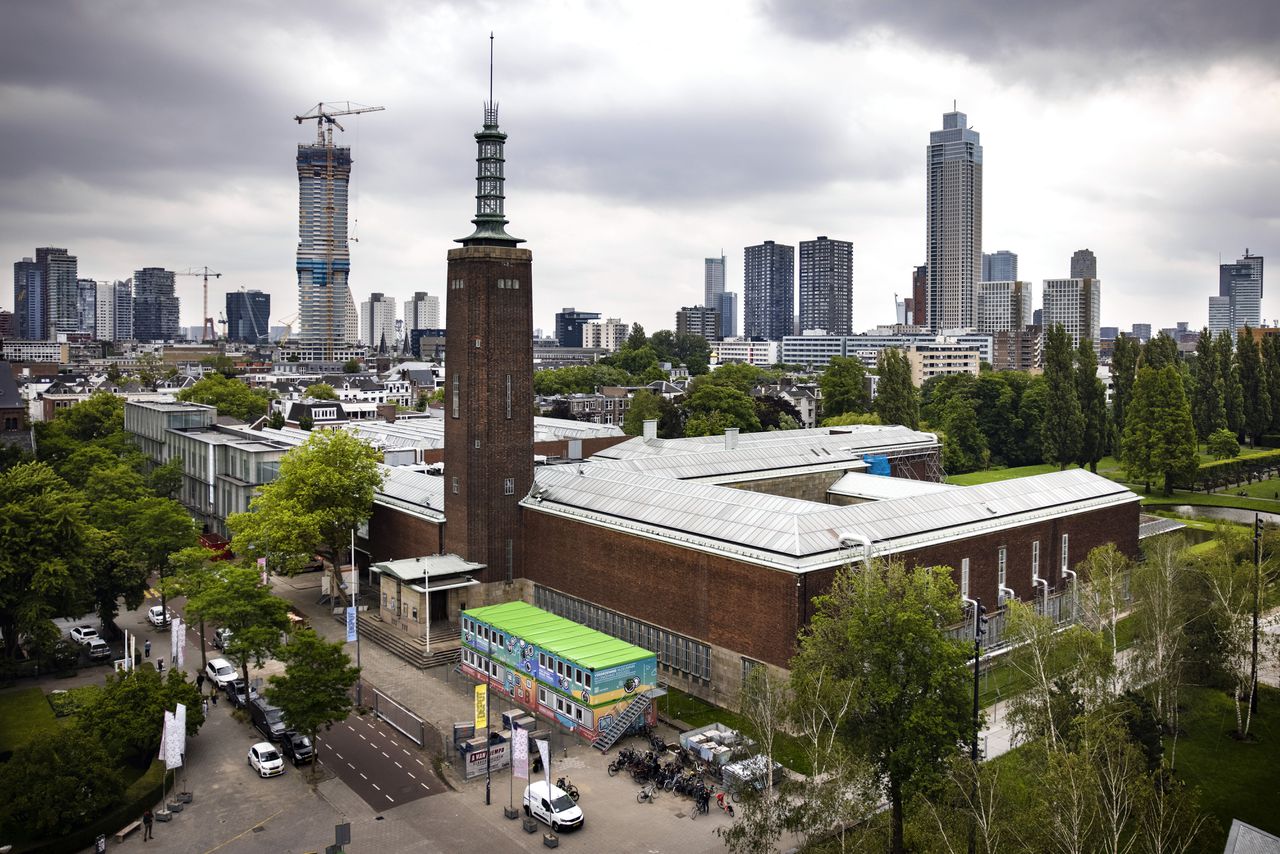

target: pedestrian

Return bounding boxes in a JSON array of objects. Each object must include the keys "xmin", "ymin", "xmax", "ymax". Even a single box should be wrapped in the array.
[
  {"xmin": 210, "ymin": 688, "xmax": 218, "ymax": 706},
  {"xmin": 144, "ymin": 639, "xmax": 151, "ymax": 658},
  {"xmin": 202, "ymin": 697, "xmax": 209, "ymax": 715},
  {"xmin": 142, "ymin": 807, "xmax": 154, "ymax": 840},
  {"xmin": 156, "ymin": 657, "xmax": 164, "ymax": 675},
  {"xmin": 195, "ymin": 673, "xmax": 205, "ymax": 692}
]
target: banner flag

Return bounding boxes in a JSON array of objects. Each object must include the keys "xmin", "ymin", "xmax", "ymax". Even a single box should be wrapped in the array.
[
  {"xmin": 346, "ymin": 607, "xmax": 358, "ymax": 643},
  {"xmin": 474, "ymin": 684, "xmax": 487, "ymax": 730},
  {"xmin": 512, "ymin": 727, "xmax": 529, "ymax": 779},
  {"xmin": 173, "ymin": 619, "xmax": 186, "ymax": 669},
  {"xmin": 535, "ymin": 738, "xmax": 550, "ymax": 782},
  {"xmin": 162, "ymin": 710, "xmax": 183, "ymax": 769}
]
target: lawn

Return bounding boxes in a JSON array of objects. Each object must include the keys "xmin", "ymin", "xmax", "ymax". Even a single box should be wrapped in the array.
[
  {"xmin": 1141, "ymin": 490, "xmax": 1280, "ymax": 515},
  {"xmin": 1176, "ymin": 684, "xmax": 1280, "ymax": 847},
  {"xmin": 0, "ymin": 687, "xmax": 62, "ymax": 756},
  {"xmin": 946, "ymin": 464, "xmax": 1060, "ymax": 485},
  {"xmin": 660, "ymin": 686, "xmax": 812, "ymax": 775}
]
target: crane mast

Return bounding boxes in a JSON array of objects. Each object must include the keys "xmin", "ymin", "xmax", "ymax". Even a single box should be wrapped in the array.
[{"xmin": 177, "ymin": 266, "xmax": 222, "ymax": 342}]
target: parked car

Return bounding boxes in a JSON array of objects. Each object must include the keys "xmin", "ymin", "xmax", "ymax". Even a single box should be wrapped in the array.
[
  {"xmin": 205, "ymin": 657, "xmax": 237, "ymax": 687},
  {"xmin": 249, "ymin": 697, "xmax": 288, "ymax": 742},
  {"xmin": 281, "ymin": 731, "xmax": 314, "ymax": 766},
  {"xmin": 147, "ymin": 606, "xmax": 172, "ymax": 628},
  {"xmin": 85, "ymin": 638, "xmax": 113, "ymax": 662},
  {"xmin": 69, "ymin": 625, "xmax": 99, "ymax": 645},
  {"xmin": 225, "ymin": 678, "xmax": 257, "ymax": 709},
  {"xmin": 247, "ymin": 742, "xmax": 284, "ymax": 778},
  {"xmin": 213, "ymin": 627, "xmax": 233, "ymax": 650},
  {"xmin": 523, "ymin": 781, "xmax": 584, "ymax": 832}
]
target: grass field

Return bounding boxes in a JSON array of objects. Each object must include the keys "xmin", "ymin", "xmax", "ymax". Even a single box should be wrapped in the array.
[
  {"xmin": 1176, "ymin": 684, "xmax": 1280, "ymax": 847},
  {"xmin": 0, "ymin": 687, "xmax": 62, "ymax": 756},
  {"xmin": 660, "ymin": 686, "xmax": 812, "ymax": 775}
]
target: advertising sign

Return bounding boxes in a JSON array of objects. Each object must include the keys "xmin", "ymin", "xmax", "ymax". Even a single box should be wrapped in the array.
[
  {"xmin": 462, "ymin": 742, "xmax": 509, "ymax": 778},
  {"xmin": 474, "ymin": 684, "xmax": 487, "ymax": 730},
  {"xmin": 512, "ymin": 727, "xmax": 529, "ymax": 779},
  {"xmin": 345, "ymin": 607, "xmax": 358, "ymax": 643}
]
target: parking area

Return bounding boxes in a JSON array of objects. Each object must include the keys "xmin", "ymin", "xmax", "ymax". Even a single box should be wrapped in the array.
[{"xmin": 317, "ymin": 713, "xmax": 441, "ymax": 812}]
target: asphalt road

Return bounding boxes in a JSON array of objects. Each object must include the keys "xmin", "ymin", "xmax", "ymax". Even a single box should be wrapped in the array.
[{"xmin": 316, "ymin": 713, "xmax": 441, "ymax": 812}]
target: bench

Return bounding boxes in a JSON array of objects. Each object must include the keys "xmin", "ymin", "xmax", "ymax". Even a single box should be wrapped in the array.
[{"xmin": 115, "ymin": 820, "xmax": 142, "ymax": 843}]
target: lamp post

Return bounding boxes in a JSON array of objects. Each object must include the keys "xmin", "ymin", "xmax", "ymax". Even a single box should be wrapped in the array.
[
  {"xmin": 961, "ymin": 595, "xmax": 986, "ymax": 854},
  {"xmin": 1251, "ymin": 514, "xmax": 1262, "ymax": 714}
]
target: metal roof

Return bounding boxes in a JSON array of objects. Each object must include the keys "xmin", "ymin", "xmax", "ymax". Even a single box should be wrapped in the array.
[
  {"xmin": 592, "ymin": 424, "xmax": 938, "ymax": 461},
  {"xmin": 375, "ymin": 465, "xmax": 445, "ymax": 521},
  {"xmin": 525, "ymin": 467, "xmax": 1138, "ymax": 573},
  {"xmin": 827, "ymin": 471, "xmax": 958, "ymax": 500},
  {"xmin": 372, "ymin": 553, "xmax": 484, "ymax": 582},
  {"xmin": 464, "ymin": 601, "xmax": 653, "ymax": 670}
]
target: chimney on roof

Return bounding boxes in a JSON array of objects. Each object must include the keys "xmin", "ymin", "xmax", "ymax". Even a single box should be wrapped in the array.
[
  {"xmin": 643, "ymin": 419, "xmax": 657, "ymax": 440},
  {"xmin": 724, "ymin": 427, "xmax": 739, "ymax": 450}
]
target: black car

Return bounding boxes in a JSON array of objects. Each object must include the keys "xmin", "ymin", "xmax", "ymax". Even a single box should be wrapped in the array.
[
  {"xmin": 225, "ymin": 678, "xmax": 257, "ymax": 709},
  {"xmin": 249, "ymin": 697, "xmax": 287, "ymax": 742},
  {"xmin": 281, "ymin": 731, "xmax": 314, "ymax": 766}
]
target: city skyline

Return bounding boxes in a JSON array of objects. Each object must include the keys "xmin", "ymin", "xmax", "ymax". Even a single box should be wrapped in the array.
[{"xmin": 1, "ymin": 2, "xmax": 1277, "ymax": 338}]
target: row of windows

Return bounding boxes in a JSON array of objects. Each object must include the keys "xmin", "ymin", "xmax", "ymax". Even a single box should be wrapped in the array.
[
  {"xmin": 958, "ymin": 535, "xmax": 1070, "ymax": 602},
  {"xmin": 535, "ymin": 586, "xmax": 711, "ymax": 682},
  {"xmin": 461, "ymin": 644, "xmax": 594, "ymax": 726},
  {"xmin": 497, "ymin": 279, "xmax": 520, "ymax": 289}
]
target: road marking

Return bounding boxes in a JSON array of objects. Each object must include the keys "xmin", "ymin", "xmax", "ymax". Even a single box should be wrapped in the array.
[
  {"xmin": 421, "ymin": 783, "xmax": 429, "ymax": 790},
  {"xmin": 359, "ymin": 734, "xmax": 367, "ymax": 741},
  {"xmin": 347, "ymin": 724, "xmax": 355, "ymax": 732},
  {"xmin": 407, "ymin": 772, "xmax": 415, "ymax": 779},
  {"xmin": 402, "ymin": 748, "xmax": 411, "ymax": 756},
  {"xmin": 416, "ymin": 759, "xmax": 424, "ymax": 766},
  {"xmin": 371, "ymin": 783, "xmax": 381, "ymax": 791},
  {"xmin": 333, "ymin": 751, "xmax": 343, "ymax": 760},
  {"xmin": 381, "ymin": 751, "xmax": 389, "ymax": 758},
  {"xmin": 386, "ymin": 795, "xmax": 395, "ymax": 803},
  {"xmin": 348, "ymin": 763, "xmax": 355, "ymax": 770},
  {"xmin": 394, "ymin": 761, "xmax": 402, "ymax": 768}
]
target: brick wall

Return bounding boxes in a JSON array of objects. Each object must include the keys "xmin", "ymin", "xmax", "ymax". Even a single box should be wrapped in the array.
[{"xmin": 367, "ymin": 504, "xmax": 442, "ymax": 562}]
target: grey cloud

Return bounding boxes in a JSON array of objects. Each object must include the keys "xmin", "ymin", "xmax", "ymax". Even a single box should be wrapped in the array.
[{"xmin": 760, "ymin": 0, "xmax": 1280, "ymax": 83}]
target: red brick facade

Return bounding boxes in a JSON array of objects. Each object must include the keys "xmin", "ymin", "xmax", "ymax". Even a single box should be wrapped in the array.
[{"xmin": 367, "ymin": 505, "xmax": 442, "ymax": 563}]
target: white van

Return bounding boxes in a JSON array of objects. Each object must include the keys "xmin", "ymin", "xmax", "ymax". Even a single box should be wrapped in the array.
[
  {"xmin": 206, "ymin": 657, "xmax": 237, "ymax": 687},
  {"xmin": 523, "ymin": 780, "xmax": 584, "ymax": 832}
]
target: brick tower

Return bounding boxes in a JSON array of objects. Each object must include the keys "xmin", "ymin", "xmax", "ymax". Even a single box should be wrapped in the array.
[{"xmin": 443, "ymin": 59, "xmax": 534, "ymax": 584}]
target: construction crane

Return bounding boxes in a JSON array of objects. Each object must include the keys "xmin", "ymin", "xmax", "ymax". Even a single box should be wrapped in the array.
[
  {"xmin": 177, "ymin": 267, "xmax": 222, "ymax": 342},
  {"xmin": 292, "ymin": 102, "xmax": 385, "ymax": 362}
]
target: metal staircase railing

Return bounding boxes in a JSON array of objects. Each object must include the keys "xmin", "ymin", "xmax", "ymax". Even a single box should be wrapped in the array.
[{"xmin": 593, "ymin": 686, "xmax": 666, "ymax": 752}]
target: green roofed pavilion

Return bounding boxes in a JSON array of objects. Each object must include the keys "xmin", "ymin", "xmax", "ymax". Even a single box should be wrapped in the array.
[{"xmin": 464, "ymin": 601, "xmax": 652, "ymax": 671}]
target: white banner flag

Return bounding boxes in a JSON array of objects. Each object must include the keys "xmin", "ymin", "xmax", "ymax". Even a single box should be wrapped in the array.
[
  {"xmin": 346, "ymin": 606, "xmax": 358, "ymax": 643},
  {"xmin": 512, "ymin": 727, "xmax": 529, "ymax": 779},
  {"xmin": 171, "ymin": 618, "xmax": 186, "ymax": 669},
  {"xmin": 535, "ymin": 738, "xmax": 550, "ymax": 782},
  {"xmin": 158, "ymin": 713, "xmax": 168, "ymax": 761},
  {"xmin": 161, "ymin": 710, "xmax": 183, "ymax": 769}
]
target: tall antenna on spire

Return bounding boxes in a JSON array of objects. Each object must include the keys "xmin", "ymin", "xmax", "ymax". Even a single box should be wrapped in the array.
[
  {"xmin": 484, "ymin": 32, "xmax": 499, "ymax": 127},
  {"xmin": 489, "ymin": 32, "xmax": 494, "ymax": 107}
]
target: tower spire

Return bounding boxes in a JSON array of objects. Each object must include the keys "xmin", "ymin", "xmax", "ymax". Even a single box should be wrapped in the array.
[{"xmin": 458, "ymin": 34, "xmax": 522, "ymax": 246}]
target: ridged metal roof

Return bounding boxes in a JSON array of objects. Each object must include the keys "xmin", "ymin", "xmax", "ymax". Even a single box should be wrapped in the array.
[
  {"xmin": 375, "ymin": 464, "xmax": 445, "ymax": 520},
  {"xmin": 827, "ymin": 471, "xmax": 958, "ymax": 499},
  {"xmin": 591, "ymin": 424, "xmax": 937, "ymax": 461}
]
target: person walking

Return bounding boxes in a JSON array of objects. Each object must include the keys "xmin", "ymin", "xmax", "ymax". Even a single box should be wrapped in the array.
[
  {"xmin": 144, "ymin": 639, "xmax": 151, "ymax": 658},
  {"xmin": 156, "ymin": 657, "xmax": 164, "ymax": 675},
  {"xmin": 195, "ymin": 673, "xmax": 205, "ymax": 693},
  {"xmin": 142, "ymin": 808, "xmax": 154, "ymax": 840},
  {"xmin": 210, "ymin": 688, "xmax": 218, "ymax": 706},
  {"xmin": 202, "ymin": 697, "xmax": 209, "ymax": 716}
]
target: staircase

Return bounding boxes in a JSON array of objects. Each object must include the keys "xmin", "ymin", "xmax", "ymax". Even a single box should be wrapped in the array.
[
  {"xmin": 593, "ymin": 686, "xmax": 667, "ymax": 753},
  {"xmin": 347, "ymin": 614, "xmax": 461, "ymax": 670}
]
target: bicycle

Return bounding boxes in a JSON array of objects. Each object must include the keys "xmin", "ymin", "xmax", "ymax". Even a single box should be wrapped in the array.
[
  {"xmin": 556, "ymin": 776, "xmax": 580, "ymax": 802},
  {"xmin": 637, "ymin": 782, "xmax": 659, "ymax": 804},
  {"xmin": 715, "ymin": 790, "xmax": 734, "ymax": 817},
  {"xmin": 690, "ymin": 789, "xmax": 711, "ymax": 819}
]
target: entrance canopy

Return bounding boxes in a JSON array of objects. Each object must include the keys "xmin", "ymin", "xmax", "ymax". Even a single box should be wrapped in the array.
[{"xmin": 370, "ymin": 553, "xmax": 486, "ymax": 585}]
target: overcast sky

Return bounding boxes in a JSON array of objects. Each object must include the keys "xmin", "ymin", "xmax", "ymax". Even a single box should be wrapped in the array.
[{"xmin": 3, "ymin": 0, "xmax": 1279, "ymax": 338}]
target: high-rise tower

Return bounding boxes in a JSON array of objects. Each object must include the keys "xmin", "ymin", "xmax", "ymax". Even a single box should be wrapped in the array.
[
  {"xmin": 798, "ymin": 236, "xmax": 853, "ymax": 335},
  {"xmin": 926, "ymin": 110, "xmax": 983, "ymax": 331},
  {"xmin": 744, "ymin": 241, "xmax": 794, "ymax": 340},
  {"xmin": 1217, "ymin": 250, "xmax": 1264, "ymax": 332},
  {"xmin": 443, "ymin": 45, "xmax": 534, "ymax": 585}
]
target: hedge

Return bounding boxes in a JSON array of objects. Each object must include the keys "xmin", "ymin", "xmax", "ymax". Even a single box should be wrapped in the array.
[
  {"xmin": 1181, "ymin": 448, "xmax": 1280, "ymax": 492},
  {"xmin": 15, "ymin": 761, "xmax": 173, "ymax": 854}
]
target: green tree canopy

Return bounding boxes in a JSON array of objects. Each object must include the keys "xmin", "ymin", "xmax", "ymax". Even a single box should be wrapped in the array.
[
  {"xmin": 0, "ymin": 728, "xmax": 124, "ymax": 838},
  {"xmin": 266, "ymin": 628, "xmax": 360, "ymax": 778},
  {"xmin": 1215, "ymin": 329, "xmax": 1245, "ymax": 439},
  {"xmin": 306, "ymin": 382, "xmax": 339, "ymax": 401},
  {"xmin": 1121, "ymin": 365, "xmax": 1199, "ymax": 495},
  {"xmin": 873, "ymin": 347, "xmax": 919, "ymax": 429},
  {"xmin": 791, "ymin": 558, "xmax": 969, "ymax": 854},
  {"xmin": 200, "ymin": 354, "xmax": 240, "ymax": 378},
  {"xmin": 680, "ymin": 383, "xmax": 761, "ymax": 435},
  {"xmin": 941, "ymin": 394, "xmax": 989, "ymax": 474},
  {"xmin": 1141, "ymin": 331, "xmax": 1179, "ymax": 370},
  {"xmin": 177, "ymin": 372, "xmax": 272, "ymax": 422},
  {"xmin": 699, "ymin": 361, "xmax": 767, "ymax": 394},
  {"xmin": 1236, "ymin": 328, "xmax": 1271, "ymax": 446},
  {"xmin": 186, "ymin": 561, "xmax": 291, "ymax": 687},
  {"xmin": 1110, "ymin": 334, "xmax": 1140, "ymax": 449},
  {"xmin": 228, "ymin": 430, "xmax": 384, "ymax": 576},
  {"xmin": 1191, "ymin": 328, "xmax": 1226, "ymax": 440},
  {"xmin": 818, "ymin": 356, "xmax": 870, "ymax": 418},
  {"xmin": 1075, "ymin": 338, "xmax": 1108, "ymax": 472},
  {"xmin": 1041, "ymin": 325, "xmax": 1084, "ymax": 469},
  {"xmin": 78, "ymin": 667, "xmax": 205, "ymax": 766},
  {"xmin": 533, "ymin": 364, "xmax": 634, "ymax": 396},
  {"xmin": 1206, "ymin": 427, "xmax": 1240, "ymax": 460}
]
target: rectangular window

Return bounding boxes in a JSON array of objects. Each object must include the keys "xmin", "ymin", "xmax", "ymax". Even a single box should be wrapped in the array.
[
  {"xmin": 538, "ymin": 687, "xmax": 546, "ymax": 705},
  {"xmin": 452, "ymin": 476, "xmax": 459, "ymax": 494},
  {"xmin": 998, "ymin": 557, "xmax": 1007, "ymax": 589},
  {"xmin": 960, "ymin": 558, "xmax": 970, "ymax": 598},
  {"xmin": 1032, "ymin": 541, "xmax": 1040, "ymax": 579},
  {"xmin": 584, "ymin": 673, "xmax": 592, "ymax": 689},
  {"xmin": 451, "ymin": 374, "xmax": 459, "ymax": 418},
  {"xmin": 504, "ymin": 477, "xmax": 515, "ymax": 496},
  {"xmin": 998, "ymin": 546, "xmax": 1007, "ymax": 580},
  {"xmin": 506, "ymin": 374, "xmax": 512, "ymax": 420},
  {"xmin": 574, "ymin": 706, "xmax": 584, "ymax": 722},
  {"xmin": 1061, "ymin": 534, "xmax": 1069, "ymax": 572},
  {"xmin": 574, "ymin": 668, "xmax": 582, "ymax": 685}
]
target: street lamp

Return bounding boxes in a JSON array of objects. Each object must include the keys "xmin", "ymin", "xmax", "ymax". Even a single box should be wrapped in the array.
[{"xmin": 960, "ymin": 594, "xmax": 986, "ymax": 854}]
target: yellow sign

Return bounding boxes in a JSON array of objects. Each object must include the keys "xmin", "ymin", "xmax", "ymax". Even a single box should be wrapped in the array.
[{"xmin": 474, "ymin": 684, "xmax": 487, "ymax": 730}]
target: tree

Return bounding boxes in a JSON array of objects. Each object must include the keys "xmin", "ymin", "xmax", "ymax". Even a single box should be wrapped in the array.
[
  {"xmin": 148, "ymin": 455, "xmax": 185, "ymax": 499},
  {"xmin": 1110, "ymin": 335, "xmax": 1140, "ymax": 450},
  {"xmin": 1130, "ymin": 537, "xmax": 1192, "ymax": 754},
  {"xmin": 343, "ymin": 358, "xmax": 361, "ymax": 374},
  {"xmin": 625, "ymin": 323, "xmax": 647, "ymax": 350},
  {"xmin": 177, "ymin": 373, "xmax": 272, "ymax": 422},
  {"xmin": 941, "ymin": 394, "xmax": 989, "ymax": 474},
  {"xmin": 623, "ymin": 390, "xmax": 661, "ymax": 436},
  {"xmin": 297, "ymin": 411, "xmax": 314, "ymax": 431},
  {"xmin": 200, "ymin": 354, "xmax": 239, "ymax": 378},
  {"xmin": 1264, "ymin": 334, "xmax": 1280, "ymax": 433},
  {"xmin": 1078, "ymin": 544, "xmax": 1135, "ymax": 694},
  {"xmin": 680, "ymin": 383, "xmax": 761, "ymax": 434},
  {"xmin": 1236, "ymin": 328, "xmax": 1271, "ymax": 446},
  {"xmin": 818, "ymin": 356, "xmax": 870, "ymax": 418},
  {"xmin": 701, "ymin": 361, "xmax": 766, "ymax": 394},
  {"xmin": 1042, "ymin": 325, "xmax": 1083, "ymax": 469},
  {"xmin": 228, "ymin": 430, "xmax": 384, "ymax": 579},
  {"xmin": 1215, "ymin": 330, "xmax": 1245, "ymax": 440},
  {"xmin": 609, "ymin": 345, "xmax": 660, "ymax": 377},
  {"xmin": 1076, "ymin": 339, "xmax": 1108, "ymax": 472},
  {"xmin": 186, "ymin": 561, "xmax": 291, "ymax": 688},
  {"xmin": 0, "ymin": 728, "xmax": 123, "ymax": 838},
  {"xmin": 33, "ymin": 391, "xmax": 136, "ymax": 470},
  {"xmin": 1012, "ymin": 377, "xmax": 1050, "ymax": 466},
  {"xmin": 874, "ymin": 347, "xmax": 920, "ymax": 429},
  {"xmin": 0, "ymin": 462, "xmax": 94, "ymax": 658},
  {"xmin": 307, "ymin": 382, "xmax": 338, "ymax": 401},
  {"xmin": 790, "ymin": 558, "xmax": 970, "ymax": 854},
  {"xmin": 266, "ymin": 628, "xmax": 360, "ymax": 779},
  {"xmin": 1191, "ymin": 329, "xmax": 1226, "ymax": 440},
  {"xmin": 1206, "ymin": 428, "xmax": 1240, "ymax": 460},
  {"xmin": 972, "ymin": 374, "xmax": 1018, "ymax": 466},
  {"xmin": 123, "ymin": 497, "xmax": 199, "ymax": 617},
  {"xmin": 821, "ymin": 411, "xmax": 882, "ymax": 427},
  {"xmin": 1121, "ymin": 366, "xmax": 1198, "ymax": 495},
  {"xmin": 133, "ymin": 351, "xmax": 168, "ymax": 390},
  {"xmin": 754, "ymin": 395, "xmax": 803, "ymax": 431},
  {"xmin": 267, "ymin": 410, "xmax": 286, "ymax": 429},
  {"xmin": 78, "ymin": 667, "xmax": 205, "ymax": 766},
  {"xmin": 717, "ymin": 665, "xmax": 791, "ymax": 853},
  {"xmin": 1140, "ymin": 332, "xmax": 1179, "ymax": 371},
  {"xmin": 671, "ymin": 331, "xmax": 712, "ymax": 376}
]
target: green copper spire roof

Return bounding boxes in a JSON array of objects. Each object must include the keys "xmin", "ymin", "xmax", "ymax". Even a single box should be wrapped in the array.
[{"xmin": 457, "ymin": 36, "xmax": 523, "ymax": 247}]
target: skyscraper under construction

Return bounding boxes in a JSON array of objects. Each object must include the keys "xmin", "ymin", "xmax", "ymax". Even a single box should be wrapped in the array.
[{"xmin": 293, "ymin": 103, "xmax": 382, "ymax": 359}]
